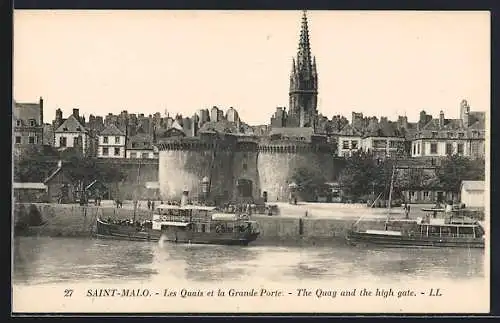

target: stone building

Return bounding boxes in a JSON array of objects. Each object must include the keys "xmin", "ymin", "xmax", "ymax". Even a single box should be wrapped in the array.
[
  {"xmin": 53, "ymin": 109, "xmax": 95, "ymax": 155},
  {"xmin": 156, "ymin": 12, "xmax": 335, "ymax": 202},
  {"xmin": 411, "ymin": 99, "xmax": 485, "ymax": 159},
  {"xmin": 13, "ymin": 97, "xmax": 44, "ymax": 152},
  {"xmin": 97, "ymin": 123, "xmax": 126, "ymax": 158}
]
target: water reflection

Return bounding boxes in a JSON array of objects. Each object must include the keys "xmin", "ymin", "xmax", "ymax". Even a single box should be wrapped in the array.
[{"xmin": 12, "ymin": 237, "xmax": 484, "ymax": 286}]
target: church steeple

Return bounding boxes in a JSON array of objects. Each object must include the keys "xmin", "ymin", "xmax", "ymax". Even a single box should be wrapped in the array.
[
  {"xmin": 297, "ymin": 10, "xmax": 313, "ymax": 73},
  {"xmin": 288, "ymin": 10, "xmax": 318, "ymax": 128}
]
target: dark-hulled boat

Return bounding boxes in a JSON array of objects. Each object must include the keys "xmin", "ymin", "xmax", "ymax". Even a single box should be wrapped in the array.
[
  {"xmin": 153, "ymin": 204, "xmax": 260, "ymax": 245},
  {"xmin": 346, "ymin": 213, "xmax": 485, "ymax": 249},
  {"xmin": 95, "ymin": 203, "xmax": 260, "ymax": 245}
]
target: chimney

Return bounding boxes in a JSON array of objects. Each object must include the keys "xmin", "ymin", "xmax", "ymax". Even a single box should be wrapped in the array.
[
  {"xmin": 39, "ymin": 97, "xmax": 44, "ymax": 125},
  {"xmin": 73, "ymin": 108, "xmax": 80, "ymax": 119},
  {"xmin": 181, "ymin": 189, "xmax": 189, "ymax": 206},
  {"xmin": 439, "ymin": 111, "xmax": 445, "ymax": 128}
]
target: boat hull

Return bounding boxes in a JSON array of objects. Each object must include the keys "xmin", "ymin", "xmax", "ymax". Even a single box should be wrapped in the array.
[
  {"xmin": 95, "ymin": 218, "xmax": 259, "ymax": 245},
  {"xmin": 96, "ymin": 218, "xmax": 162, "ymax": 242},
  {"xmin": 346, "ymin": 230, "xmax": 484, "ymax": 249},
  {"xmin": 159, "ymin": 227, "xmax": 259, "ymax": 246}
]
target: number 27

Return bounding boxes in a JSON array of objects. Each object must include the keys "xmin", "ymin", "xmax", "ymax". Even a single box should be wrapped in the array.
[{"xmin": 64, "ymin": 289, "xmax": 74, "ymax": 297}]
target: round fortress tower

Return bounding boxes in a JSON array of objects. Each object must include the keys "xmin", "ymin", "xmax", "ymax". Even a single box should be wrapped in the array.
[
  {"xmin": 256, "ymin": 139, "xmax": 335, "ymax": 202},
  {"xmin": 157, "ymin": 133, "xmax": 237, "ymax": 200}
]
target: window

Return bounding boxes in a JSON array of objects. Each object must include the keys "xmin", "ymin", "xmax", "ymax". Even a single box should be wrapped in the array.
[
  {"xmin": 342, "ymin": 140, "xmax": 349, "ymax": 149},
  {"xmin": 103, "ymin": 136, "xmax": 108, "ymax": 144},
  {"xmin": 115, "ymin": 136, "xmax": 120, "ymax": 144},
  {"xmin": 15, "ymin": 136, "xmax": 21, "ymax": 144},
  {"xmin": 351, "ymin": 141, "xmax": 358, "ymax": 149},
  {"xmin": 103, "ymin": 147, "xmax": 109, "ymax": 156},
  {"xmin": 114, "ymin": 147, "xmax": 120, "ymax": 156},
  {"xmin": 413, "ymin": 144, "xmax": 416, "ymax": 155},
  {"xmin": 130, "ymin": 152, "xmax": 137, "ymax": 158},
  {"xmin": 431, "ymin": 132, "xmax": 438, "ymax": 138},
  {"xmin": 142, "ymin": 152, "xmax": 149, "ymax": 159},
  {"xmin": 417, "ymin": 143, "xmax": 421, "ymax": 155},
  {"xmin": 458, "ymin": 132, "xmax": 465, "ymax": 138},
  {"xmin": 28, "ymin": 136, "xmax": 35, "ymax": 144},
  {"xmin": 29, "ymin": 120, "xmax": 36, "ymax": 127},
  {"xmin": 76, "ymin": 127, "xmax": 81, "ymax": 131},
  {"xmin": 242, "ymin": 163, "xmax": 247, "ymax": 171},
  {"xmin": 74, "ymin": 137, "xmax": 79, "ymax": 146},
  {"xmin": 445, "ymin": 143, "xmax": 453, "ymax": 155},
  {"xmin": 16, "ymin": 120, "xmax": 21, "ymax": 126},
  {"xmin": 60, "ymin": 137, "xmax": 67, "ymax": 147},
  {"xmin": 447, "ymin": 132, "xmax": 452, "ymax": 138},
  {"xmin": 430, "ymin": 143, "xmax": 437, "ymax": 154},
  {"xmin": 389, "ymin": 140, "xmax": 398, "ymax": 148},
  {"xmin": 457, "ymin": 143, "xmax": 464, "ymax": 155},
  {"xmin": 423, "ymin": 191, "xmax": 429, "ymax": 198},
  {"xmin": 132, "ymin": 143, "xmax": 137, "ymax": 148},
  {"xmin": 63, "ymin": 127, "xmax": 68, "ymax": 131}
]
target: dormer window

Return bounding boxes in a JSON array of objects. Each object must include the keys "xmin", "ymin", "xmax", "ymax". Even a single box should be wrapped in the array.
[
  {"xmin": 16, "ymin": 120, "xmax": 21, "ymax": 126},
  {"xmin": 29, "ymin": 119, "xmax": 36, "ymax": 127},
  {"xmin": 458, "ymin": 132, "xmax": 465, "ymax": 138},
  {"xmin": 76, "ymin": 127, "xmax": 81, "ymax": 131},
  {"xmin": 63, "ymin": 127, "xmax": 68, "ymax": 131},
  {"xmin": 431, "ymin": 131, "xmax": 438, "ymax": 138}
]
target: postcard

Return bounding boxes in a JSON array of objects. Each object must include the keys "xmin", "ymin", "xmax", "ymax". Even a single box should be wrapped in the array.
[{"xmin": 12, "ymin": 10, "xmax": 490, "ymax": 314}]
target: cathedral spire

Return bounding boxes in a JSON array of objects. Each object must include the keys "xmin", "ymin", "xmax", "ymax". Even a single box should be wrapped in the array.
[
  {"xmin": 288, "ymin": 10, "xmax": 318, "ymax": 128},
  {"xmin": 297, "ymin": 10, "xmax": 312, "ymax": 72}
]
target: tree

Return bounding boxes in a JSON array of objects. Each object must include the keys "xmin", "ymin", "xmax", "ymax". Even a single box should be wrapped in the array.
[
  {"xmin": 291, "ymin": 165, "xmax": 327, "ymax": 201},
  {"xmin": 338, "ymin": 151, "xmax": 383, "ymax": 200},
  {"xmin": 13, "ymin": 146, "xmax": 58, "ymax": 182},
  {"xmin": 436, "ymin": 155, "xmax": 485, "ymax": 193}
]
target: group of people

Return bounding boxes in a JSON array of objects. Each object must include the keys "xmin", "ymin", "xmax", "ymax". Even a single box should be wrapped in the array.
[
  {"xmin": 146, "ymin": 199, "xmax": 157, "ymax": 210},
  {"xmin": 402, "ymin": 203, "xmax": 411, "ymax": 218},
  {"xmin": 105, "ymin": 217, "xmax": 153, "ymax": 229}
]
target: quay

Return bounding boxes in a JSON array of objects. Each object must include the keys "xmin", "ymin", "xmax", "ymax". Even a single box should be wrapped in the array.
[{"xmin": 12, "ymin": 201, "xmax": 459, "ymax": 245}]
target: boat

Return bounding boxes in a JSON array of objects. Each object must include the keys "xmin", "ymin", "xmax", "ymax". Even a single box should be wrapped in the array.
[
  {"xmin": 345, "ymin": 213, "xmax": 485, "ymax": 248},
  {"xmin": 95, "ymin": 203, "xmax": 260, "ymax": 245},
  {"xmin": 153, "ymin": 204, "xmax": 260, "ymax": 245},
  {"xmin": 95, "ymin": 217, "xmax": 162, "ymax": 242},
  {"xmin": 345, "ymin": 164, "xmax": 485, "ymax": 249}
]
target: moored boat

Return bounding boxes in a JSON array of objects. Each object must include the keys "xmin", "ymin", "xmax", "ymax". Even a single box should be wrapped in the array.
[
  {"xmin": 346, "ymin": 213, "xmax": 485, "ymax": 249},
  {"xmin": 345, "ymin": 161, "xmax": 485, "ymax": 249},
  {"xmin": 95, "ymin": 203, "xmax": 260, "ymax": 245},
  {"xmin": 153, "ymin": 204, "xmax": 260, "ymax": 246}
]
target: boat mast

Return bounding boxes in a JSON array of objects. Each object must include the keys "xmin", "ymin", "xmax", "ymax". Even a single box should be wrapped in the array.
[
  {"xmin": 133, "ymin": 160, "xmax": 141, "ymax": 223},
  {"xmin": 388, "ymin": 164, "xmax": 396, "ymax": 211}
]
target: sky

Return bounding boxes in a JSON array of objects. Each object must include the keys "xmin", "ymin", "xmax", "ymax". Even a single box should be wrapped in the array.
[{"xmin": 13, "ymin": 10, "xmax": 490, "ymax": 125}]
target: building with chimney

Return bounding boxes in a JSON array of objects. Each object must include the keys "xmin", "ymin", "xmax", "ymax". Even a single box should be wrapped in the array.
[
  {"xmin": 97, "ymin": 123, "xmax": 126, "ymax": 158},
  {"xmin": 411, "ymin": 99, "xmax": 485, "ymax": 159},
  {"xmin": 13, "ymin": 97, "xmax": 44, "ymax": 149},
  {"xmin": 53, "ymin": 108, "xmax": 93, "ymax": 155}
]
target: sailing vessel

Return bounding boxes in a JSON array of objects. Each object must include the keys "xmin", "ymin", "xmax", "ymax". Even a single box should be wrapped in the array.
[{"xmin": 345, "ymin": 165, "xmax": 485, "ymax": 249}]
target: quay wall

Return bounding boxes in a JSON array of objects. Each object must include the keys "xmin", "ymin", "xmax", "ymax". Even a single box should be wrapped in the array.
[{"xmin": 13, "ymin": 203, "xmax": 384, "ymax": 244}]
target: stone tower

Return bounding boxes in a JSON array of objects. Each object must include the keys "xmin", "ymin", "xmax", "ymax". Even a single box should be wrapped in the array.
[{"xmin": 288, "ymin": 10, "xmax": 318, "ymax": 128}]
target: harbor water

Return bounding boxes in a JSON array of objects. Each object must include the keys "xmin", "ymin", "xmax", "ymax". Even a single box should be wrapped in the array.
[{"xmin": 13, "ymin": 236, "xmax": 484, "ymax": 285}]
